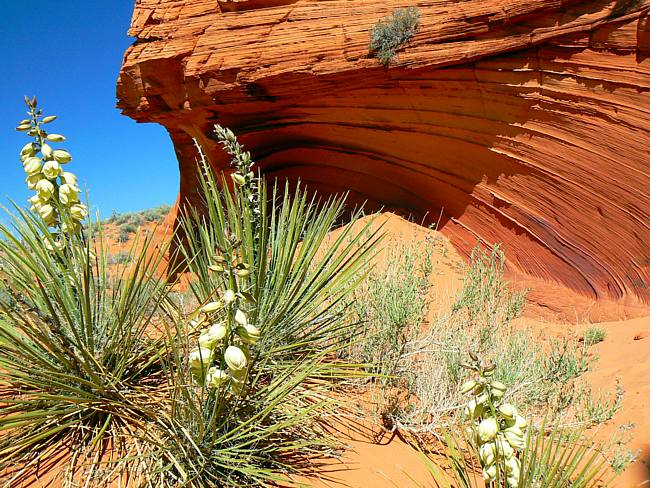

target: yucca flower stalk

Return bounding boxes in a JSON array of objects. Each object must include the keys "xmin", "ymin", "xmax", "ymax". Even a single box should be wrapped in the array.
[
  {"xmin": 459, "ymin": 352, "xmax": 528, "ymax": 487},
  {"xmin": 17, "ymin": 97, "xmax": 86, "ymax": 244}
]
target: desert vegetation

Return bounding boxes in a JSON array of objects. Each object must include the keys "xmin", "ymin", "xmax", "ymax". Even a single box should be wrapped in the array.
[
  {"xmin": 0, "ymin": 98, "xmax": 637, "ymax": 487},
  {"xmin": 369, "ymin": 7, "xmax": 420, "ymax": 65}
]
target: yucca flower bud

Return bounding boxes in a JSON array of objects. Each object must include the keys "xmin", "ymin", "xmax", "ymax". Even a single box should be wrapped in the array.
[
  {"xmin": 205, "ymin": 367, "xmax": 229, "ymax": 388},
  {"xmin": 479, "ymin": 442, "xmax": 496, "ymax": 466},
  {"xmin": 477, "ymin": 417, "xmax": 499, "ymax": 443},
  {"xmin": 38, "ymin": 204, "xmax": 56, "ymax": 222},
  {"xmin": 498, "ymin": 403, "xmax": 517, "ymax": 419},
  {"xmin": 505, "ymin": 456, "xmax": 520, "ymax": 475},
  {"xmin": 504, "ymin": 424, "xmax": 524, "ymax": 438},
  {"xmin": 28, "ymin": 194, "xmax": 45, "ymax": 206},
  {"xmin": 21, "ymin": 142, "xmax": 36, "ymax": 155},
  {"xmin": 36, "ymin": 179, "xmax": 55, "ymax": 199},
  {"xmin": 475, "ymin": 393, "xmax": 489, "ymax": 405},
  {"xmin": 42, "ymin": 115, "xmax": 57, "ymax": 124},
  {"xmin": 198, "ymin": 323, "xmax": 228, "ymax": 349},
  {"xmin": 514, "ymin": 414, "xmax": 527, "ymax": 429},
  {"xmin": 59, "ymin": 183, "xmax": 80, "ymax": 205},
  {"xmin": 26, "ymin": 174, "xmax": 43, "ymax": 190},
  {"xmin": 201, "ymin": 301, "xmax": 222, "ymax": 313},
  {"xmin": 234, "ymin": 309, "xmax": 248, "ymax": 327},
  {"xmin": 496, "ymin": 436, "xmax": 515, "ymax": 459},
  {"xmin": 504, "ymin": 429, "xmax": 525, "ymax": 450},
  {"xmin": 41, "ymin": 143, "xmax": 53, "ymax": 159},
  {"xmin": 235, "ymin": 267, "xmax": 250, "ymax": 278},
  {"xmin": 42, "ymin": 161, "xmax": 62, "ymax": 180},
  {"xmin": 231, "ymin": 173, "xmax": 246, "ymax": 186},
  {"xmin": 224, "ymin": 345, "xmax": 247, "ymax": 371},
  {"xmin": 491, "ymin": 381, "xmax": 507, "ymax": 393},
  {"xmin": 23, "ymin": 157, "xmax": 42, "ymax": 176},
  {"xmin": 484, "ymin": 361, "xmax": 496, "ymax": 376},
  {"xmin": 42, "ymin": 234, "xmax": 64, "ymax": 252},
  {"xmin": 16, "ymin": 124, "xmax": 31, "ymax": 132},
  {"xmin": 482, "ymin": 465, "xmax": 497, "ymax": 482},
  {"xmin": 223, "ymin": 289, "xmax": 236, "ymax": 304},
  {"xmin": 61, "ymin": 171, "xmax": 78, "ymax": 185},
  {"xmin": 52, "ymin": 149, "xmax": 72, "ymax": 163},
  {"xmin": 188, "ymin": 347, "xmax": 213, "ymax": 373},
  {"xmin": 69, "ymin": 204, "xmax": 87, "ymax": 221},
  {"xmin": 61, "ymin": 221, "xmax": 80, "ymax": 234},
  {"xmin": 491, "ymin": 388, "xmax": 505, "ymax": 400},
  {"xmin": 236, "ymin": 323, "xmax": 260, "ymax": 345},
  {"xmin": 46, "ymin": 134, "xmax": 66, "ymax": 142},
  {"xmin": 465, "ymin": 398, "xmax": 483, "ymax": 420},
  {"xmin": 460, "ymin": 379, "xmax": 477, "ymax": 394}
]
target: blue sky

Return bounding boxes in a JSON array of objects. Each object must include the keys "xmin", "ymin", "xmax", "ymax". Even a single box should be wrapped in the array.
[{"xmin": 1, "ymin": 1, "xmax": 178, "ymax": 217}]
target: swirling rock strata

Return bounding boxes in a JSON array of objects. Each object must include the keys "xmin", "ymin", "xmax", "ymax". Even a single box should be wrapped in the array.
[{"xmin": 118, "ymin": 0, "xmax": 650, "ymax": 308}]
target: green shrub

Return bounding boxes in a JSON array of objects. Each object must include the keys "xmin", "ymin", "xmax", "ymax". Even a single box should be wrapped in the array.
[
  {"xmin": 347, "ymin": 242, "xmax": 593, "ymax": 432},
  {"xmin": 369, "ymin": 6, "xmax": 420, "ymax": 65},
  {"xmin": 142, "ymin": 204, "xmax": 171, "ymax": 222},
  {"xmin": 345, "ymin": 236, "xmax": 433, "ymax": 380},
  {"xmin": 607, "ymin": 423, "xmax": 639, "ymax": 475},
  {"xmin": 117, "ymin": 227, "xmax": 131, "ymax": 243},
  {"xmin": 452, "ymin": 244, "xmax": 526, "ymax": 335},
  {"xmin": 107, "ymin": 250, "xmax": 132, "ymax": 265},
  {"xmin": 579, "ymin": 377, "xmax": 623, "ymax": 425},
  {"xmin": 584, "ymin": 326, "xmax": 607, "ymax": 346}
]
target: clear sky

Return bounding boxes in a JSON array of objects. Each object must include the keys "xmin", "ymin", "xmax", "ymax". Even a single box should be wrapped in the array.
[{"xmin": 1, "ymin": 1, "xmax": 179, "ymax": 217}]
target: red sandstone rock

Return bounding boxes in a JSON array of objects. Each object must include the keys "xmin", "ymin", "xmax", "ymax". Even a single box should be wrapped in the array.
[{"xmin": 117, "ymin": 0, "xmax": 650, "ymax": 310}]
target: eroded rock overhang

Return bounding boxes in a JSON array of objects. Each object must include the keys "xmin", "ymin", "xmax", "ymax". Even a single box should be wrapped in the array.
[{"xmin": 117, "ymin": 0, "xmax": 650, "ymax": 306}]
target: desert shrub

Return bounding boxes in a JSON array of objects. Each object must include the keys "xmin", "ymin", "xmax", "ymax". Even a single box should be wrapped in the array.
[
  {"xmin": 452, "ymin": 244, "xmax": 526, "ymax": 335},
  {"xmin": 607, "ymin": 423, "xmax": 639, "ymax": 475},
  {"xmin": 122, "ymin": 222, "xmax": 138, "ymax": 234},
  {"xmin": 142, "ymin": 204, "xmax": 171, "ymax": 222},
  {"xmin": 0, "ymin": 99, "xmax": 172, "ymax": 485},
  {"xmin": 584, "ymin": 326, "xmax": 607, "ymax": 346},
  {"xmin": 348, "ymin": 242, "xmax": 592, "ymax": 432},
  {"xmin": 346, "ymin": 236, "xmax": 433, "ymax": 379},
  {"xmin": 107, "ymin": 250, "xmax": 132, "ymax": 265},
  {"xmin": 117, "ymin": 227, "xmax": 131, "ymax": 243},
  {"xmin": 578, "ymin": 377, "xmax": 623, "ymax": 426},
  {"xmin": 369, "ymin": 6, "xmax": 420, "ymax": 65},
  {"xmin": 147, "ymin": 126, "xmax": 381, "ymax": 486}
]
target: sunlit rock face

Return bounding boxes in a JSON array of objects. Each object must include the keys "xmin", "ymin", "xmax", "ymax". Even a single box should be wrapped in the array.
[{"xmin": 117, "ymin": 0, "xmax": 650, "ymax": 307}]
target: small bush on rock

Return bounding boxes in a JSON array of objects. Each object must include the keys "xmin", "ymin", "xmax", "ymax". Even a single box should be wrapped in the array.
[{"xmin": 369, "ymin": 6, "xmax": 420, "ymax": 65}]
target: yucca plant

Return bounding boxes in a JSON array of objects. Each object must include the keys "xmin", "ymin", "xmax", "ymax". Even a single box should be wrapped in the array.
[
  {"xmin": 418, "ymin": 354, "xmax": 615, "ymax": 488},
  {"xmin": 421, "ymin": 419, "xmax": 615, "ymax": 488},
  {"xmin": 0, "ymin": 208, "xmax": 175, "ymax": 486},
  {"xmin": 0, "ymin": 99, "xmax": 173, "ymax": 486},
  {"xmin": 150, "ymin": 127, "xmax": 382, "ymax": 486}
]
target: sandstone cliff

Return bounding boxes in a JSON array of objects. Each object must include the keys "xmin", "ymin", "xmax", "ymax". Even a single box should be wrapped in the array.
[{"xmin": 117, "ymin": 0, "xmax": 650, "ymax": 310}]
